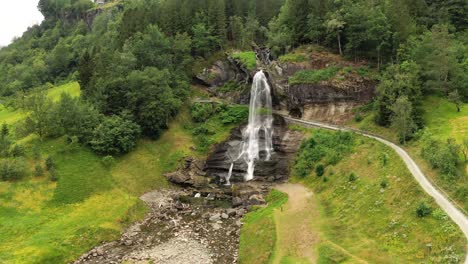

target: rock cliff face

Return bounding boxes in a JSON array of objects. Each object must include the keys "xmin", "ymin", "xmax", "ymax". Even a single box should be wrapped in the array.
[
  {"xmin": 267, "ymin": 49, "xmax": 376, "ymax": 123},
  {"xmin": 203, "ymin": 115, "xmax": 303, "ymax": 183}
]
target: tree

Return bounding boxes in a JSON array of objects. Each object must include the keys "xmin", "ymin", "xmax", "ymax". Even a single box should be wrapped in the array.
[
  {"xmin": 448, "ymin": 89, "xmax": 462, "ymax": 112},
  {"xmin": 23, "ymin": 90, "xmax": 53, "ymax": 139},
  {"xmin": 325, "ymin": 13, "xmax": 345, "ymax": 55},
  {"xmin": 391, "ymin": 96, "xmax": 416, "ymax": 144},
  {"xmin": 191, "ymin": 23, "xmax": 219, "ymax": 57},
  {"xmin": 90, "ymin": 115, "xmax": 141, "ymax": 155},
  {"xmin": 1, "ymin": 123, "xmax": 8, "ymax": 139},
  {"xmin": 375, "ymin": 61, "xmax": 422, "ymax": 127}
]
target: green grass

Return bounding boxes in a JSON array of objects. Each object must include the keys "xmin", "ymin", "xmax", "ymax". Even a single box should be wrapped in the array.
[
  {"xmin": 293, "ymin": 129, "xmax": 466, "ymax": 263},
  {"xmin": 47, "ymin": 82, "xmax": 80, "ymax": 101},
  {"xmin": 289, "ymin": 67, "xmax": 339, "ymax": 85},
  {"xmin": 231, "ymin": 51, "xmax": 257, "ymax": 71},
  {"xmin": 239, "ymin": 190, "xmax": 288, "ymax": 264},
  {"xmin": 278, "ymin": 53, "xmax": 308, "ymax": 63}
]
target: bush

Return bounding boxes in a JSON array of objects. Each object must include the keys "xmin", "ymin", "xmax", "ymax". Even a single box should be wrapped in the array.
[
  {"xmin": 45, "ymin": 156, "xmax": 55, "ymax": 170},
  {"xmin": 0, "ymin": 158, "xmax": 28, "ymax": 181},
  {"xmin": 34, "ymin": 164, "xmax": 44, "ymax": 177},
  {"xmin": 90, "ymin": 115, "xmax": 141, "ymax": 155},
  {"xmin": 380, "ymin": 179, "xmax": 388, "ymax": 189},
  {"xmin": 348, "ymin": 172, "xmax": 357, "ymax": 182},
  {"xmin": 101, "ymin": 155, "xmax": 115, "ymax": 168},
  {"xmin": 421, "ymin": 135, "xmax": 460, "ymax": 179},
  {"xmin": 190, "ymin": 103, "xmax": 215, "ymax": 122},
  {"xmin": 220, "ymin": 105, "xmax": 249, "ymax": 125},
  {"xmin": 354, "ymin": 113, "xmax": 363, "ymax": 122},
  {"xmin": 32, "ymin": 145, "xmax": 41, "ymax": 160},
  {"xmin": 315, "ymin": 164, "xmax": 325, "ymax": 177},
  {"xmin": 49, "ymin": 167, "xmax": 58, "ymax": 182},
  {"xmin": 10, "ymin": 144, "xmax": 26, "ymax": 157},
  {"xmin": 416, "ymin": 202, "xmax": 432, "ymax": 217}
]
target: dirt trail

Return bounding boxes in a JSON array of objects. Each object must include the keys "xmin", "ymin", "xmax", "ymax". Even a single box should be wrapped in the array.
[{"xmin": 272, "ymin": 183, "xmax": 320, "ymax": 264}]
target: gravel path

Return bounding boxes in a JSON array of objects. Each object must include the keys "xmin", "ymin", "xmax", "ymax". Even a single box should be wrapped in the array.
[{"xmin": 283, "ymin": 116, "xmax": 468, "ymax": 264}]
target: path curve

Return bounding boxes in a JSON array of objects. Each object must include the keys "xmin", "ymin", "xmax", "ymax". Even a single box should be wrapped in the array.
[{"xmin": 283, "ymin": 116, "xmax": 468, "ymax": 264}]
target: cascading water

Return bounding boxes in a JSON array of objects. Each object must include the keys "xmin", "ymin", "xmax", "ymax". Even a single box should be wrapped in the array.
[{"xmin": 226, "ymin": 70, "xmax": 274, "ymax": 184}]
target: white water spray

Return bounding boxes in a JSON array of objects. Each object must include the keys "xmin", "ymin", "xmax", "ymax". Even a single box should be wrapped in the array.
[{"xmin": 226, "ymin": 70, "xmax": 274, "ymax": 183}]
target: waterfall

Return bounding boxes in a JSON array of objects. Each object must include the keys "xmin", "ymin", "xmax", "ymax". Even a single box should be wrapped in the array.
[{"xmin": 225, "ymin": 71, "xmax": 273, "ymax": 183}]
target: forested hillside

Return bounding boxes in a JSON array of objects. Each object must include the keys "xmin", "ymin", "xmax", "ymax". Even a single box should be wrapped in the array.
[{"xmin": 0, "ymin": 0, "xmax": 467, "ymax": 262}]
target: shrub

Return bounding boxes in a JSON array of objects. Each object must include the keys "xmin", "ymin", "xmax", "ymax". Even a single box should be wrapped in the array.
[
  {"xmin": 32, "ymin": 145, "xmax": 41, "ymax": 160},
  {"xmin": 315, "ymin": 164, "xmax": 324, "ymax": 177},
  {"xmin": 90, "ymin": 115, "xmax": 141, "ymax": 155},
  {"xmin": 416, "ymin": 202, "xmax": 432, "ymax": 217},
  {"xmin": 45, "ymin": 156, "xmax": 55, "ymax": 170},
  {"xmin": 34, "ymin": 164, "xmax": 44, "ymax": 177},
  {"xmin": 421, "ymin": 135, "xmax": 460, "ymax": 179},
  {"xmin": 348, "ymin": 172, "xmax": 357, "ymax": 182},
  {"xmin": 380, "ymin": 179, "xmax": 388, "ymax": 189},
  {"xmin": 190, "ymin": 103, "xmax": 215, "ymax": 122},
  {"xmin": 101, "ymin": 155, "xmax": 115, "ymax": 168},
  {"xmin": 379, "ymin": 152, "xmax": 389, "ymax": 166},
  {"xmin": 220, "ymin": 106, "xmax": 249, "ymax": 124},
  {"xmin": 49, "ymin": 167, "xmax": 58, "ymax": 182},
  {"xmin": 0, "ymin": 158, "xmax": 28, "ymax": 181},
  {"xmin": 10, "ymin": 144, "xmax": 26, "ymax": 157},
  {"xmin": 354, "ymin": 113, "xmax": 363, "ymax": 122}
]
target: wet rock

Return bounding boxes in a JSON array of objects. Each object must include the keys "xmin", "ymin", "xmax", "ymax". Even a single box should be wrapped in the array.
[
  {"xmin": 248, "ymin": 194, "xmax": 265, "ymax": 205},
  {"xmin": 226, "ymin": 208, "xmax": 237, "ymax": 217},
  {"xmin": 232, "ymin": 196, "xmax": 243, "ymax": 207},
  {"xmin": 209, "ymin": 213, "xmax": 221, "ymax": 222}
]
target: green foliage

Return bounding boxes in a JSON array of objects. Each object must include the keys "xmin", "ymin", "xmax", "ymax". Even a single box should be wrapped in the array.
[
  {"xmin": 34, "ymin": 164, "xmax": 44, "ymax": 177},
  {"xmin": 348, "ymin": 172, "xmax": 357, "ymax": 182},
  {"xmin": 90, "ymin": 115, "xmax": 141, "ymax": 155},
  {"xmin": 289, "ymin": 67, "xmax": 339, "ymax": 85},
  {"xmin": 421, "ymin": 134, "xmax": 461, "ymax": 180},
  {"xmin": 45, "ymin": 156, "xmax": 55, "ymax": 170},
  {"xmin": 375, "ymin": 61, "xmax": 422, "ymax": 128},
  {"xmin": 10, "ymin": 144, "xmax": 26, "ymax": 157},
  {"xmin": 391, "ymin": 96, "xmax": 416, "ymax": 143},
  {"xmin": 380, "ymin": 179, "xmax": 388, "ymax": 189},
  {"xmin": 416, "ymin": 202, "xmax": 432, "ymax": 218},
  {"xmin": 190, "ymin": 103, "xmax": 216, "ymax": 122},
  {"xmin": 0, "ymin": 158, "xmax": 28, "ymax": 181},
  {"xmin": 315, "ymin": 164, "xmax": 324, "ymax": 177},
  {"xmin": 101, "ymin": 155, "xmax": 115, "ymax": 168},
  {"xmin": 231, "ymin": 51, "xmax": 257, "ymax": 70},
  {"xmin": 293, "ymin": 130, "xmax": 354, "ymax": 178},
  {"xmin": 278, "ymin": 53, "xmax": 307, "ymax": 63},
  {"xmin": 220, "ymin": 105, "xmax": 249, "ymax": 124}
]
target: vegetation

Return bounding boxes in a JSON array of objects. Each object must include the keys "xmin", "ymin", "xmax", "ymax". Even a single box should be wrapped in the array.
[
  {"xmin": 288, "ymin": 67, "xmax": 339, "ymax": 85},
  {"xmin": 231, "ymin": 51, "xmax": 257, "ymax": 70},
  {"xmin": 292, "ymin": 129, "xmax": 466, "ymax": 263},
  {"xmin": 239, "ymin": 189, "xmax": 288, "ymax": 264}
]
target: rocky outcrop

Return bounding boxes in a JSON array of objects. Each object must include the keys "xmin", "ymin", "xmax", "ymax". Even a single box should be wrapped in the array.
[
  {"xmin": 266, "ymin": 50, "xmax": 376, "ymax": 123},
  {"xmin": 203, "ymin": 115, "xmax": 303, "ymax": 183}
]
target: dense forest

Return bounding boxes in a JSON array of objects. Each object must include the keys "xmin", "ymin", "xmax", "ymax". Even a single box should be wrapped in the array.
[{"xmin": 0, "ymin": 0, "xmax": 466, "ymax": 155}]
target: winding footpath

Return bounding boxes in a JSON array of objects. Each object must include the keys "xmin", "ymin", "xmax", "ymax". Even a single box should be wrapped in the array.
[{"xmin": 282, "ymin": 116, "xmax": 468, "ymax": 264}]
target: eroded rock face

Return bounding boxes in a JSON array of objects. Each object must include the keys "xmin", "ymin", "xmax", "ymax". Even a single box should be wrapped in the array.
[
  {"xmin": 266, "ymin": 51, "xmax": 376, "ymax": 123},
  {"xmin": 204, "ymin": 115, "xmax": 303, "ymax": 183}
]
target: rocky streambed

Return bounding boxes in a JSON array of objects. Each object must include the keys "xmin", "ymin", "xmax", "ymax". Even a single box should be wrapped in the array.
[{"xmin": 74, "ymin": 181, "xmax": 275, "ymax": 264}]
